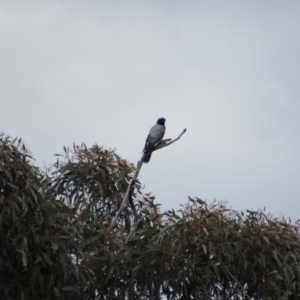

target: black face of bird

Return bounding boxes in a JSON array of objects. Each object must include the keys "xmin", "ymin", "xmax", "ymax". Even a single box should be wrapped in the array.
[{"xmin": 157, "ymin": 118, "xmax": 166, "ymax": 126}]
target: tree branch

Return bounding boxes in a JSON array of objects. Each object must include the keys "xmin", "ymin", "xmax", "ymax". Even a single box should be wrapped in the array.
[
  {"xmin": 108, "ymin": 128, "xmax": 187, "ymax": 231},
  {"xmin": 221, "ymin": 262, "xmax": 251, "ymax": 300},
  {"xmin": 152, "ymin": 128, "xmax": 187, "ymax": 152},
  {"xmin": 109, "ymin": 160, "xmax": 143, "ymax": 230}
]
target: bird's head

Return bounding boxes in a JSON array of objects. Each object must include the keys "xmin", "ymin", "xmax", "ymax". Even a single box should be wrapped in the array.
[{"xmin": 157, "ymin": 118, "xmax": 166, "ymax": 126}]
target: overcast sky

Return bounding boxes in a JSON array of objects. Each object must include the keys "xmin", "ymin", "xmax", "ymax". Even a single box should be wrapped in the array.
[{"xmin": 1, "ymin": 1, "xmax": 300, "ymax": 220}]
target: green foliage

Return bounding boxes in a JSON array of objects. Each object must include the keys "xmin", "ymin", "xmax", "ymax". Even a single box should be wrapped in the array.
[
  {"xmin": 1, "ymin": 133, "xmax": 300, "ymax": 299},
  {"xmin": 52, "ymin": 144, "xmax": 135, "ymax": 220},
  {"xmin": 0, "ymin": 134, "xmax": 79, "ymax": 299}
]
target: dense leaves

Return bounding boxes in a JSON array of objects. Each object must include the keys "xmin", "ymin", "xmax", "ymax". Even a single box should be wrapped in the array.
[
  {"xmin": 127, "ymin": 201, "xmax": 300, "ymax": 299},
  {"xmin": 0, "ymin": 134, "xmax": 80, "ymax": 299},
  {"xmin": 1, "ymin": 133, "xmax": 300, "ymax": 299}
]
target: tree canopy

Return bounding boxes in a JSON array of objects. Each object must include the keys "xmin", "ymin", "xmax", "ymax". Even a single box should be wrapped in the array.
[{"xmin": 1, "ymin": 133, "xmax": 300, "ymax": 299}]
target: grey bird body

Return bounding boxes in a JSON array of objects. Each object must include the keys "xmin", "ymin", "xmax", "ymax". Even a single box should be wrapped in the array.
[{"xmin": 143, "ymin": 118, "xmax": 166, "ymax": 163}]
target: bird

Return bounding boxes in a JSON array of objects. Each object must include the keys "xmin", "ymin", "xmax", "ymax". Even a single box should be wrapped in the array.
[{"xmin": 142, "ymin": 117, "xmax": 166, "ymax": 163}]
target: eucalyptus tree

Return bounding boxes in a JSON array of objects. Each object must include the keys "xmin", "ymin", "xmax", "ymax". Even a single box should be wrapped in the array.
[{"xmin": 1, "ymin": 133, "xmax": 300, "ymax": 299}]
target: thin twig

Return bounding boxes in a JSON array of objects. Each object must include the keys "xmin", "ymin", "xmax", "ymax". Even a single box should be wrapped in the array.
[{"xmin": 152, "ymin": 128, "xmax": 187, "ymax": 152}]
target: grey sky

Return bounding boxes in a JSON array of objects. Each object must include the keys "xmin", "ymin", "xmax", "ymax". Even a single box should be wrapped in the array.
[{"xmin": 1, "ymin": 1, "xmax": 300, "ymax": 220}]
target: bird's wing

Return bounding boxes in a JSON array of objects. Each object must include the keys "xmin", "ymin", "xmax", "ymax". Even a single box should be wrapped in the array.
[{"xmin": 144, "ymin": 124, "xmax": 165, "ymax": 152}]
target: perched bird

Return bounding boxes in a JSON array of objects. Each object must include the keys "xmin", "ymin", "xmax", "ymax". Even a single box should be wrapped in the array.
[{"xmin": 142, "ymin": 118, "xmax": 166, "ymax": 163}]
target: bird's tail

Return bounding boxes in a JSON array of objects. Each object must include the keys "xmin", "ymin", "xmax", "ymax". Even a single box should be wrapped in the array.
[{"xmin": 142, "ymin": 152, "xmax": 152, "ymax": 163}]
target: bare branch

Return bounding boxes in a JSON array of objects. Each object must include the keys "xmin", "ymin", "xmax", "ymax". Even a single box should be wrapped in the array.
[
  {"xmin": 152, "ymin": 128, "xmax": 187, "ymax": 152},
  {"xmin": 109, "ymin": 159, "xmax": 143, "ymax": 230},
  {"xmin": 108, "ymin": 128, "xmax": 187, "ymax": 231}
]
